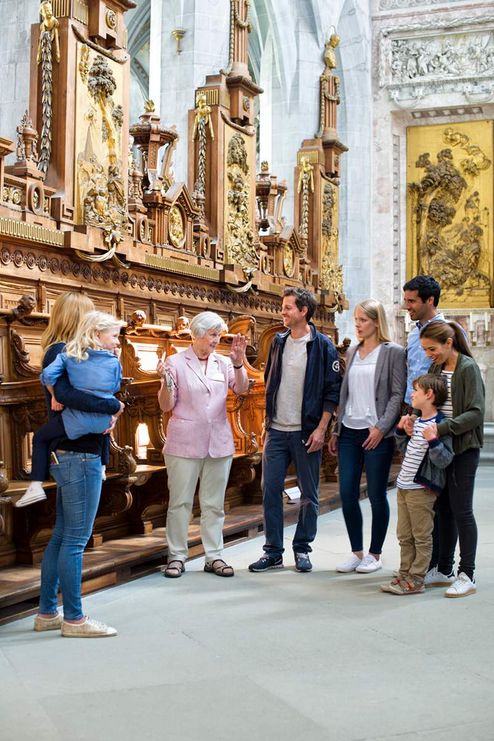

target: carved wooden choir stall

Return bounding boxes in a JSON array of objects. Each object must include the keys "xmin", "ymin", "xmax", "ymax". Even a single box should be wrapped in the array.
[{"xmin": 0, "ymin": 0, "xmax": 347, "ymax": 617}]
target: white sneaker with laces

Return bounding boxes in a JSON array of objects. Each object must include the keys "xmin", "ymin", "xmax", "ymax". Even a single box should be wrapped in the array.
[
  {"xmin": 336, "ymin": 554, "xmax": 362, "ymax": 573},
  {"xmin": 61, "ymin": 617, "xmax": 117, "ymax": 637},
  {"xmin": 15, "ymin": 481, "xmax": 47, "ymax": 508},
  {"xmin": 356, "ymin": 554, "xmax": 382, "ymax": 573},
  {"xmin": 445, "ymin": 572, "xmax": 476, "ymax": 599},
  {"xmin": 424, "ymin": 566, "xmax": 455, "ymax": 587}
]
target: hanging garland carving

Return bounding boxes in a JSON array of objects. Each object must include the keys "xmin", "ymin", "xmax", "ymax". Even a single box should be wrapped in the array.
[{"xmin": 36, "ymin": 1, "xmax": 60, "ymax": 177}]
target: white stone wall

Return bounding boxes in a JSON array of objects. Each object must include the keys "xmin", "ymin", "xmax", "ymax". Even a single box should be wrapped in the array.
[
  {"xmin": 0, "ymin": 0, "xmax": 38, "ymax": 147},
  {"xmin": 149, "ymin": 0, "xmax": 230, "ymax": 184}
]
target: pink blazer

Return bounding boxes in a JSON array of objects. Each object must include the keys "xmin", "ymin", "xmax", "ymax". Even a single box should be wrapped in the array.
[{"xmin": 158, "ymin": 346, "xmax": 249, "ymax": 459}]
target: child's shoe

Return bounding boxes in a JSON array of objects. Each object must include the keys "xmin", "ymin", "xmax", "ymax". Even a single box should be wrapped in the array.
[
  {"xmin": 387, "ymin": 577, "xmax": 425, "ymax": 595},
  {"xmin": 15, "ymin": 481, "xmax": 47, "ymax": 508},
  {"xmin": 380, "ymin": 576, "xmax": 403, "ymax": 593}
]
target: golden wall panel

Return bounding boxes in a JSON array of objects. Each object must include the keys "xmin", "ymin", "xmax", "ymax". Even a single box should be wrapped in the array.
[
  {"xmin": 407, "ymin": 120, "xmax": 493, "ymax": 308},
  {"xmin": 223, "ymin": 125, "xmax": 257, "ymax": 272},
  {"xmin": 74, "ymin": 42, "xmax": 126, "ymax": 227}
]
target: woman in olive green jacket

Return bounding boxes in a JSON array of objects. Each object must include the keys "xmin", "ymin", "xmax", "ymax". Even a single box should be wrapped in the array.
[{"xmin": 419, "ymin": 321, "xmax": 484, "ymax": 598}]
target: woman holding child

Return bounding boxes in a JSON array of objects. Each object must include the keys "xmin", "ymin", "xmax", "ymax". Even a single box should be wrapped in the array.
[
  {"xmin": 33, "ymin": 293, "xmax": 124, "ymax": 637},
  {"xmin": 329, "ymin": 299, "xmax": 406, "ymax": 574},
  {"xmin": 418, "ymin": 321, "xmax": 484, "ymax": 597}
]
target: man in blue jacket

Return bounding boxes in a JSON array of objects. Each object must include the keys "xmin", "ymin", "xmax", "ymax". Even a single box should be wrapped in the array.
[{"xmin": 249, "ymin": 287, "xmax": 341, "ymax": 573}]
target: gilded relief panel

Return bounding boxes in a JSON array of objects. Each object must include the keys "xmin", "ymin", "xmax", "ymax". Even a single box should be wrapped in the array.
[
  {"xmin": 320, "ymin": 179, "xmax": 343, "ymax": 305},
  {"xmin": 223, "ymin": 126, "xmax": 258, "ymax": 274},
  {"xmin": 74, "ymin": 42, "xmax": 127, "ymax": 234},
  {"xmin": 407, "ymin": 121, "xmax": 493, "ymax": 308}
]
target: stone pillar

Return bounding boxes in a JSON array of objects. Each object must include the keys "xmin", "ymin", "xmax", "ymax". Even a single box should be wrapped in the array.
[
  {"xmin": 0, "ymin": 0, "xmax": 38, "ymax": 145},
  {"xmin": 150, "ymin": 0, "xmax": 230, "ymax": 183}
]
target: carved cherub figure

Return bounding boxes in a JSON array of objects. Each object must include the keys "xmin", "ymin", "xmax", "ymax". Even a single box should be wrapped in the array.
[
  {"xmin": 37, "ymin": 1, "xmax": 60, "ymax": 64},
  {"xmin": 192, "ymin": 93, "xmax": 215, "ymax": 141},
  {"xmin": 175, "ymin": 316, "xmax": 191, "ymax": 337},
  {"xmin": 297, "ymin": 156, "xmax": 314, "ymax": 193}
]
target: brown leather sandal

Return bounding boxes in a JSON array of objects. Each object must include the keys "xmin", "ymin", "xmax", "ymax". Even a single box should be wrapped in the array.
[
  {"xmin": 204, "ymin": 559, "xmax": 234, "ymax": 577},
  {"xmin": 163, "ymin": 560, "xmax": 185, "ymax": 578}
]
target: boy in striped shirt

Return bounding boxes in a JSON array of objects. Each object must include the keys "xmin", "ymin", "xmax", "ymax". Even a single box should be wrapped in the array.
[{"xmin": 381, "ymin": 375, "xmax": 453, "ymax": 595}]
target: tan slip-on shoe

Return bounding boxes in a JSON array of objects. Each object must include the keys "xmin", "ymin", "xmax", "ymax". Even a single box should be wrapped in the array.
[
  {"xmin": 61, "ymin": 617, "xmax": 117, "ymax": 638},
  {"xmin": 34, "ymin": 613, "xmax": 63, "ymax": 631}
]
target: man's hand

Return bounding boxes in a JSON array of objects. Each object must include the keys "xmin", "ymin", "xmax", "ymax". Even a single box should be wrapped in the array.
[
  {"xmin": 305, "ymin": 426, "xmax": 326, "ymax": 453},
  {"xmin": 362, "ymin": 426, "xmax": 384, "ymax": 450}
]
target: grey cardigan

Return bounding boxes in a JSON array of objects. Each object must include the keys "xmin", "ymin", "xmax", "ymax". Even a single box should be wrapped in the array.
[{"xmin": 335, "ymin": 342, "xmax": 407, "ymax": 438}]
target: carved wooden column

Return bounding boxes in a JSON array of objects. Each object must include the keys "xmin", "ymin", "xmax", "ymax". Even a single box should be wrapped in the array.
[
  {"xmin": 293, "ymin": 33, "xmax": 348, "ymax": 315},
  {"xmin": 186, "ymin": 0, "xmax": 264, "ymax": 289}
]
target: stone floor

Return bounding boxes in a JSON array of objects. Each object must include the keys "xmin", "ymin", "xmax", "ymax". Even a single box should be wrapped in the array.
[{"xmin": 1, "ymin": 466, "xmax": 493, "ymax": 741}]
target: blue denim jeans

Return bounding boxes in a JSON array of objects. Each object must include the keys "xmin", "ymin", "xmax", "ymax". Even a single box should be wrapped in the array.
[
  {"xmin": 262, "ymin": 429, "xmax": 322, "ymax": 557},
  {"xmin": 338, "ymin": 425, "xmax": 395, "ymax": 554},
  {"xmin": 39, "ymin": 451, "xmax": 103, "ymax": 620}
]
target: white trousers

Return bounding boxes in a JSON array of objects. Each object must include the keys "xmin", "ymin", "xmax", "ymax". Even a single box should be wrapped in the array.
[{"xmin": 164, "ymin": 454, "xmax": 233, "ymax": 562}]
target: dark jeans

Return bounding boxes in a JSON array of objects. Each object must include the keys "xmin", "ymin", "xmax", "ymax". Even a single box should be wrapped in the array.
[
  {"xmin": 338, "ymin": 424, "xmax": 395, "ymax": 554},
  {"xmin": 262, "ymin": 429, "xmax": 322, "ymax": 557},
  {"xmin": 436, "ymin": 448, "xmax": 479, "ymax": 580},
  {"xmin": 31, "ymin": 415, "xmax": 66, "ymax": 481}
]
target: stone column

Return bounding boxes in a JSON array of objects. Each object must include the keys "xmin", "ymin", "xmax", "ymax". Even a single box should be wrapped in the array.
[
  {"xmin": 0, "ymin": 0, "xmax": 38, "ymax": 144},
  {"xmin": 150, "ymin": 0, "xmax": 230, "ymax": 183}
]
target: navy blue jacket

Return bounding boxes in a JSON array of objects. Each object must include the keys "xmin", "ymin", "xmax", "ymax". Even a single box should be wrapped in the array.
[{"xmin": 264, "ymin": 323, "xmax": 341, "ymax": 440}]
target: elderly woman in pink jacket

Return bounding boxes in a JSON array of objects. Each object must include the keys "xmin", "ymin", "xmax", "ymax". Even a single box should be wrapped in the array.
[{"xmin": 157, "ymin": 311, "xmax": 248, "ymax": 578}]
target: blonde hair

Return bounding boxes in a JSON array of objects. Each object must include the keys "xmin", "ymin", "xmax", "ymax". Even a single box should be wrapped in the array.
[
  {"xmin": 355, "ymin": 298, "xmax": 391, "ymax": 343},
  {"xmin": 65, "ymin": 311, "xmax": 124, "ymax": 361},
  {"xmin": 41, "ymin": 292, "xmax": 95, "ymax": 350}
]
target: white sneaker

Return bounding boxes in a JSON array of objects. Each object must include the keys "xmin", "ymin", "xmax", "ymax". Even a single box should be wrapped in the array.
[
  {"xmin": 356, "ymin": 554, "xmax": 382, "ymax": 573},
  {"xmin": 445, "ymin": 572, "xmax": 476, "ymax": 599},
  {"xmin": 424, "ymin": 566, "xmax": 455, "ymax": 588},
  {"xmin": 15, "ymin": 482, "xmax": 47, "ymax": 508},
  {"xmin": 336, "ymin": 554, "xmax": 362, "ymax": 573},
  {"xmin": 61, "ymin": 617, "xmax": 117, "ymax": 637}
]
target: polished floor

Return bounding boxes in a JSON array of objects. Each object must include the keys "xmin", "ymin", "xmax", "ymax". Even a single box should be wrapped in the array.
[{"xmin": 1, "ymin": 466, "xmax": 493, "ymax": 741}]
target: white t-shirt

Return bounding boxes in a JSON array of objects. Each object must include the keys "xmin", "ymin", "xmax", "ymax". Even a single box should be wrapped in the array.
[
  {"xmin": 342, "ymin": 345, "xmax": 382, "ymax": 430},
  {"xmin": 271, "ymin": 332, "xmax": 311, "ymax": 431}
]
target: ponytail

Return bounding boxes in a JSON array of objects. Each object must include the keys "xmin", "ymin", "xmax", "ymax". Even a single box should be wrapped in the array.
[{"xmin": 420, "ymin": 321, "xmax": 473, "ymax": 358}]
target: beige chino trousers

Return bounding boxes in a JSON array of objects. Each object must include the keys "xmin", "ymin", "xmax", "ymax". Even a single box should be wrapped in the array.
[
  {"xmin": 397, "ymin": 486, "xmax": 437, "ymax": 582},
  {"xmin": 164, "ymin": 454, "xmax": 232, "ymax": 563}
]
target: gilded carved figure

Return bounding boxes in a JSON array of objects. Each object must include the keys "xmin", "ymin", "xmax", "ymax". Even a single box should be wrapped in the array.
[
  {"xmin": 168, "ymin": 206, "xmax": 185, "ymax": 247},
  {"xmin": 409, "ymin": 128, "xmax": 492, "ymax": 298},
  {"xmin": 37, "ymin": 1, "xmax": 60, "ymax": 176},
  {"xmin": 192, "ymin": 93, "xmax": 214, "ymax": 201}
]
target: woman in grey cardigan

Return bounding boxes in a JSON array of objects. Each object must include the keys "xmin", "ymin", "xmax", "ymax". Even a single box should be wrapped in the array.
[{"xmin": 329, "ymin": 299, "xmax": 406, "ymax": 574}]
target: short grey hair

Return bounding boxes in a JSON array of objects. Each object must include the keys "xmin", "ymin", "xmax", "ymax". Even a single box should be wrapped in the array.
[{"xmin": 190, "ymin": 311, "xmax": 228, "ymax": 339}]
